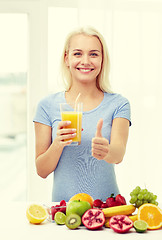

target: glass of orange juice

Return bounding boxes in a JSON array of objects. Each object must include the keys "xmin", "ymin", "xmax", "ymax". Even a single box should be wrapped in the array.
[{"xmin": 60, "ymin": 102, "xmax": 83, "ymax": 146}]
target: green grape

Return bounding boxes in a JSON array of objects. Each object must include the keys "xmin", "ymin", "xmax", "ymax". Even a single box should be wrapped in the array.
[
  {"xmin": 130, "ymin": 191, "xmax": 135, "ymax": 197},
  {"xmin": 129, "ymin": 186, "xmax": 158, "ymax": 207},
  {"xmin": 130, "ymin": 198, "xmax": 134, "ymax": 204},
  {"xmin": 137, "ymin": 193, "xmax": 143, "ymax": 200},
  {"xmin": 143, "ymin": 193, "xmax": 149, "ymax": 200},
  {"xmin": 147, "ymin": 192, "xmax": 151, "ymax": 201},
  {"xmin": 135, "ymin": 200, "xmax": 143, "ymax": 208},
  {"xmin": 140, "ymin": 189, "xmax": 148, "ymax": 195},
  {"xmin": 132, "ymin": 195, "xmax": 138, "ymax": 202},
  {"xmin": 150, "ymin": 199, "xmax": 156, "ymax": 204},
  {"xmin": 133, "ymin": 186, "xmax": 141, "ymax": 195},
  {"xmin": 132, "ymin": 190, "xmax": 137, "ymax": 195},
  {"xmin": 149, "ymin": 192, "xmax": 154, "ymax": 200},
  {"xmin": 155, "ymin": 201, "xmax": 158, "ymax": 206},
  {"xmin": 130, "ymin": 195, "xmax": 137, "ymax": 204},
  {"xmin": 141, "ymin": 199, "xmax": 146, "ymax": 205},
  {"xmin": 153, "ymin": 195, "xmax": 157, "ymax": 200}
]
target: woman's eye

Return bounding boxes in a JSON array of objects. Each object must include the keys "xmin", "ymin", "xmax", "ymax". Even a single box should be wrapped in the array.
[
  {"xmin": 90, "ymin": 53, "xmax": 98, "ymax": 57},
  {"xmin": 74, "ymin": 52, "xmax": 81, "ymax": 56}
]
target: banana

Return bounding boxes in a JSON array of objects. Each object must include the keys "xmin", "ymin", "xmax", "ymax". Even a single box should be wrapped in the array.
[
  {"xmin": 105, "ymin": 214, "xmax": 137, "ymax": 228},
  {"xmin": 102, "ymin": 204, "xmax": 136, "ymax": 218},
  {"xmin": 129, "ymin": 214, "xmax": 137, "ymax": 222},
  {"xmin": 104, "ymin": 218, "xmax": 111, "ymax": 228}
]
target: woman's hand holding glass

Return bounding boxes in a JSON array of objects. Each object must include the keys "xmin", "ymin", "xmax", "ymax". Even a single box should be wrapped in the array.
[{"xmin": 56, "ymin": 121, "xmax": 76, "ymax": 147}]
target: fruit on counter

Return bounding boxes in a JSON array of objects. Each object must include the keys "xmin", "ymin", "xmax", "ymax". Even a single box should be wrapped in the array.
[
  {"xmin": 115, "ymin": 194, "xmax": 127, "ymax": 205},
  {"xmin": 129, "ymin": 186, "xmax": 158, "ymax": 208},
  {"xmin": 109, "ymin": 215, "xmax": 134, "ymax": 233},
  {"xmin": 137, "ymin": 203, "xmax": 162, "ymax": 230},
  {"xmin": 128, "ymin": 214, "xmax": 138, "ymax": 222},
  {"xmin": 51, "ymin": 200, "xmax": 66, "ymax": 220},
  {"xmin": 106, "ymin": 193, "xmax": 126, "ymax": 207},
  {"xmin": 101, "ymin": 202, "xmax": 108, "ymax": 208},
  {"xmin": 82, "ymin": 208, "xmax": 105, "ymax": 230},
  {"xmin": 65, "ymin": 213, "xmax": 81, "ymax": 229},
  {"xmin": 60, "ymin": 199, "xmax": 66, "ymax": 206},
  {"xmin": 93, "ymin": 193, "xmax": 126, "ymax": 209},
  {"xmin": 134, "ymin": 220, "xmax": 148, "ymax": 233},
  {"xmin": 106, "ymin": 194, "xmax": 118, "ymax": 207},
  {"xmin": 104, "ymin": 218, "xmax": 111, "ymax": 228},
  {"xmin": 102, "ymin": 204, "xmax": 136, "ymax": 218},
  {"xmin": 54, "ymin": 211, "xmax": 66, "ymax": 225},
  {"xmin": 93, "ymin": 199, "xmax": 108, "ymax": 208},
  {"xmin": 105, "ymin": 214, "xmax": 137, "ymax": 228},
  {"xmin": 93, "ymin": 199, "xmax": 103, "ymax": 208},
  {"xmin": 26, "ymin": 204, "xmax": 48, "ymax": 224},
  {"xmin": 66, "ymin": 200, "xmax": 91, "ymax": 217},
  {"xmin": 51, "ymin": 205, "xmax": 59, "ymax": 220},
  {"xmin": 69, "ymin": 192, "xmax": 94, "ymax": 207}
]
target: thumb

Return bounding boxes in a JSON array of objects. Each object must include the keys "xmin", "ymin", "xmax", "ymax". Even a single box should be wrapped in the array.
[{"xmin": 95, "ymin": 118, "xmax": 103, "ymax": 137}]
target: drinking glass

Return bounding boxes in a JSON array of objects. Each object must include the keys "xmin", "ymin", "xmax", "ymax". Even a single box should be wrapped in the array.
[{"xmin": 60, "ymin": 102, "xmax": 83, "ymax": 146}]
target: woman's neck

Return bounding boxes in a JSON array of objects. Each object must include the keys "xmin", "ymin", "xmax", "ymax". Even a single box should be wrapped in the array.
[
  {"xmin": 67, "ymin": 81, "xmax": 101, "ymax": 98},
  {"xmin": 65, "ymin": 83, "xmax": 104, "ymax": 111}
]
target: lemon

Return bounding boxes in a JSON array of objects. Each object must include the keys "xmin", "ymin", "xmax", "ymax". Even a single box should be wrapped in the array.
[{"xmin": 26, "ymin": 204, "xmax": 48, "ymax": 224}]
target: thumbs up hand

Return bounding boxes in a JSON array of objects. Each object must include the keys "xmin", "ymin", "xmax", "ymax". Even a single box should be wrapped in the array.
[
  {"xmin": 95, "ymin": 118, "xmax": 103, "ymax": 137},
  {"xmin": 92, "ymin": 119, "xmax": 109, "ymax": 160}
]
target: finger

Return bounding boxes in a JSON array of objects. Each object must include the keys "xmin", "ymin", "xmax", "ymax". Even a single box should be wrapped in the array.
[
  {"xmin": 57, "ymin": 121, "xmax": 71, "ymax": 129},
  {"xmin": 95, "ymin": 118, "xmax": 103, "ymax": 137},
  {"xmin": 59, "ymin": 132, "xmax": 76, "ymax": 141},
  {"xmin": 92, "ymin": 143, "xmax": 108, "ymax": 155},
  {"xmin": 92, "ymin": 145, "xmax": 108, "ymax": 153},
  {"xmin": 58, "ymin": 128, "xmax": 76, "ymax": 136},
  {"xmin": 62, "ymin": 139, "xmax": 73, "ymax": 147},
  {"xmin": 92, "ymin": 152, "xmax": 103, "ymax": 160},
  {"xmin": 92, "ymin": 137, "xmax": 108, "ymax": 145},
  {"xmin": 92, "ymin": 146, "xmax": 108, "ymax": 154},
  {"xmin": 92, "ymin": 147, "xmax": 108, "ymax": 159}
]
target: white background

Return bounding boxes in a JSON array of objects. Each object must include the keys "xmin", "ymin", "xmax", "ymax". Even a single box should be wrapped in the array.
[{"xmin": 0, "ymin": 0, "xmax": 162, "ymax": 204}]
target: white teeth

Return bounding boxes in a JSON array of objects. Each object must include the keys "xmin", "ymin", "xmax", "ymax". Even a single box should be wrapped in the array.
[{"xmin": 79, "ymin": 68, "xmax": 92, "ymax": 72}]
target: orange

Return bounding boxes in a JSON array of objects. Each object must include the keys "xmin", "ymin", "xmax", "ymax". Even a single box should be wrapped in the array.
[
  {"xmin": 137, "ymin": 203, "xmax": 162, "ymax": 230},
  {"xmin": 69, "ymin": 193, "xmax": 94, "ymax": 207}
]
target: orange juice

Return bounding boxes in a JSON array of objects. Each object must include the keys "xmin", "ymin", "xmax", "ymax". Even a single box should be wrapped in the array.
[{"xmin": 61, "ymin": 111, "xmax": 82, "ymax": 144}]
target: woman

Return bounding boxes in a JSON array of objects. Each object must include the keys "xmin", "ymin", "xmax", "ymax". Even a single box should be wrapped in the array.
[{"xmin": 33, "ymin": 26, "xmax": 131, "ymax": 202}]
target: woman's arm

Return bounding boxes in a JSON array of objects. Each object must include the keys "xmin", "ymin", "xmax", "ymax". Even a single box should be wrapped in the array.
[
  {"xmin": 34, "ymin": 121, "xmax": 76, "ymax": 178},
  {"xmin": 92, "ymin": 118, "xmax": 129, "ymax": 164}
]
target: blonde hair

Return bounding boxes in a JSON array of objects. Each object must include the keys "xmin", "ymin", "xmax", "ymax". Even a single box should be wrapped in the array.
[{"xmin": 60, "ymin": 26, "xmax": 111, "ymax": 93}]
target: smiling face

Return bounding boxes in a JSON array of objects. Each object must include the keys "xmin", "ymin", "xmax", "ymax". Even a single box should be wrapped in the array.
[{"xmin": 65, "ymin": 34, "xmax": 103, "ymax": 86}]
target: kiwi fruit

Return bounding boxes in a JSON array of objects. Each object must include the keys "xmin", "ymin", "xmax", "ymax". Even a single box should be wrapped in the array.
[{"xmin": 65, "ymin": 213, "xmax": 81, "ymax": 229}]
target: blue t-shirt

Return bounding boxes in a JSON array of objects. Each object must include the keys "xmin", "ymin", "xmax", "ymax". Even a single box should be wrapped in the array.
[{"xmin": 33, "ymin": 91, "xmax": 131, "ymax": 202}]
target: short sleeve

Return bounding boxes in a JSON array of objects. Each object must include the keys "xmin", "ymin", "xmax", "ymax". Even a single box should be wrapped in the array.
[
  {"xmin": 113, "ymin": 99, "xmax": 131, "ymax": 126},
  {"xmin": 33, "ymin": 97, "xmax": 52, "ymax": 126}
]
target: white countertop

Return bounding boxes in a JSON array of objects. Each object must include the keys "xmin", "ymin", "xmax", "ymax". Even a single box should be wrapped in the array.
[{"xmin": 1, "ymin": 202, "xmax": 162, "ymax": 240}]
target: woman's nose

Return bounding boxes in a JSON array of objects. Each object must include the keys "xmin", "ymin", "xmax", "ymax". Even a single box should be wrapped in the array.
[{"xmin": 81, "ymin": 54, "xmax": 90, "ymax": 65}]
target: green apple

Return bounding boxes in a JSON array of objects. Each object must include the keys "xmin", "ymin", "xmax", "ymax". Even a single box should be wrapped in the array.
[{"xmin": 66, "ymin": 200, "xmax": 91, "ymax": 217}]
